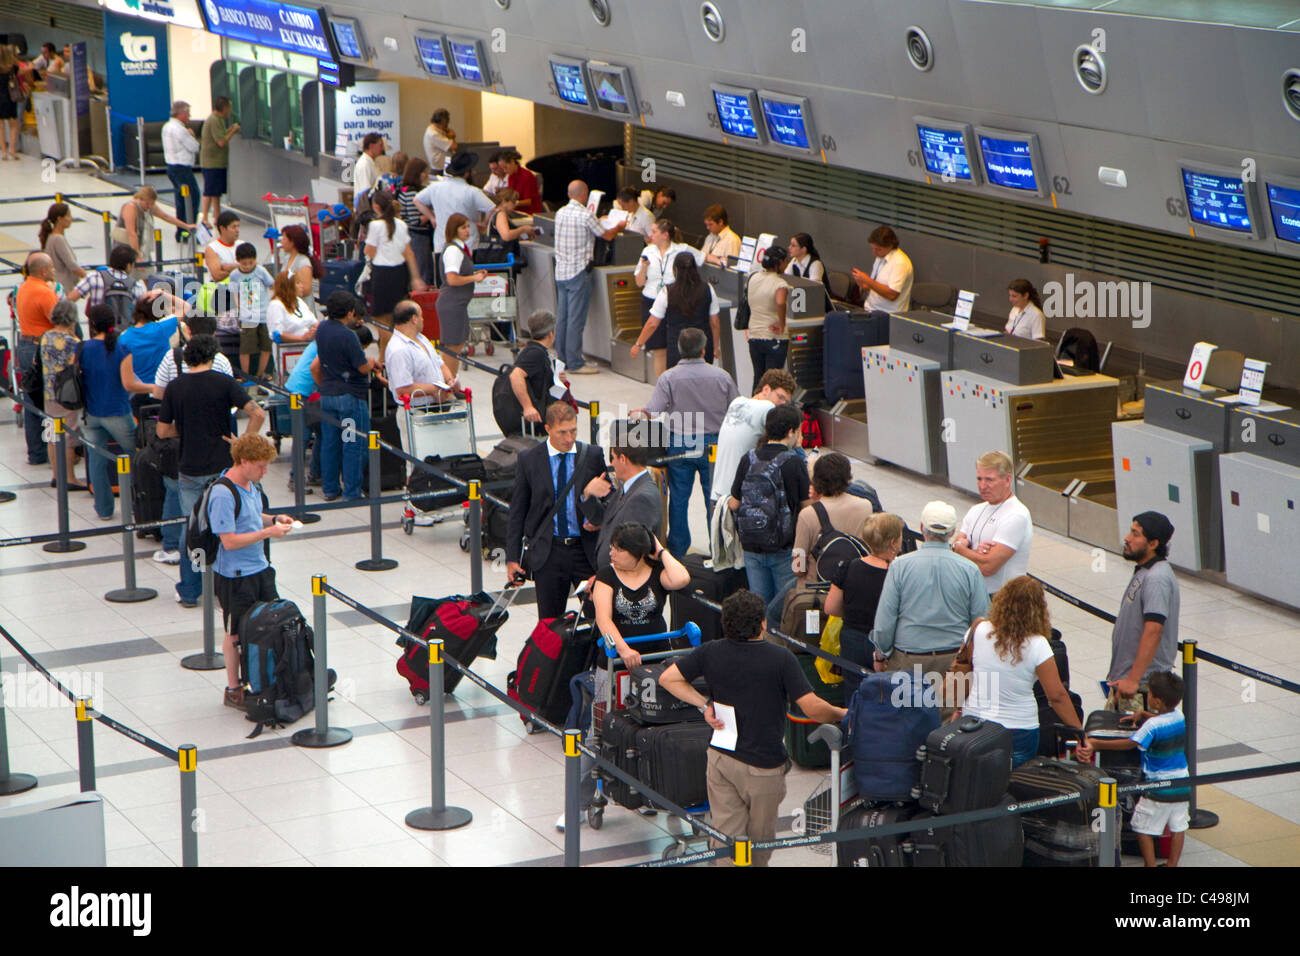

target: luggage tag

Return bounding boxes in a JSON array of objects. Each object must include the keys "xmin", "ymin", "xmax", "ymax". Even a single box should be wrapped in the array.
[{"xmin": 806, "ymin": 609, "xmax": 820, "ymax": 635}]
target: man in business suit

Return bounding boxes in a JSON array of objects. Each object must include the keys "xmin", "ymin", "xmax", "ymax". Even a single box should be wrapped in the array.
[
  {"xmin": 581, "ymin": 431, "xmax": 664, "ymax": 573},
  {"xmin": 505, "ymin": 402, "xmax": 607, "ymax": 619}
]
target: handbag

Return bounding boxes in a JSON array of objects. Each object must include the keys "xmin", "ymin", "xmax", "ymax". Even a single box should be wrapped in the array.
[
  {"xmin": 732, "ymin": 279, "xmax": 751, "ymax": 331},
  {"xmin": 943, "ymin": 616, "xmax": 985, "ymax": 710},
  {"xmin": 51, "ymin": 343, "xmax": 85, "ymax": 411}
]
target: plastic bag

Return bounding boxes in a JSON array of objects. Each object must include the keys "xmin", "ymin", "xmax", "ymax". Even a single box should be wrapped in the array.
[{"xmin": 815, "ymin": 615, "xmax": 844, "ymax": 685}]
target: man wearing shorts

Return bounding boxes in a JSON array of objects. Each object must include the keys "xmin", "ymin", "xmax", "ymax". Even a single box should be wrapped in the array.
[{"xmin": 208, "ymin": 433, "xmax": 293, "ymax": 709}]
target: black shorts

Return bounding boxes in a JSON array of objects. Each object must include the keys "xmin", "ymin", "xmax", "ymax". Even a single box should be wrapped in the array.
[
  {"xmin": 202, "ymin": 167, "xmax": 228, "ymax": 197},
  {"xmin": 214, "ymin": 566, "xmax": 278, "ymax": 635},
  {"xmin": 641, "ymin": 295, "xmax": 666, "ymax": 350}
]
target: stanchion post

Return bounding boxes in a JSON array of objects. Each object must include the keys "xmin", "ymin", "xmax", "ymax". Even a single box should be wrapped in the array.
[
  {"xmin": 0, "ymin": 650, "xmax": 38, "ymax": 795},
  {"xmin": 405, "ymin": 638, "xmax": 472, "ymax": 832},
  {"xmin": 75, "ymin": 696, "xmax": 95, "ymax": 792},
  {"xmin": 289, "ymin": 395, "xmax": 320, "ymax": 523},
  {"xmin": 733, "ymin": 838, "xmax": 752, "ymax": 867},
  {"xmin": 154, "ymin": 227, "xmax": 163, "ymax": 266},
  {"xmin": 105, "ymin": 455, "xmax": 157, "ymax": 603},
  {"xmin": 101, "ymin": 209, "xmax": 113, "ymax": 262},
  {"xmin": 564, "ymin": 729, "xmax": 581, "ymax": 867},
  {"xmin": 589, "ymin": 399, "xmax": 600, "ymax": 445},
  {"xmin": 194, "ymin": 252, "xmax": 206, "ymax": 285},
  {"xmin": 468, "ymin": 479, "xmax": 482, "ymax": 595},
  {"xmin": 43, "ymin": 417, "xmax": 86, "ymax": 554},
  {"xmin": 292, "ymin": 576, "xmax": 352, "ymax": 749},
  {"xmin": 136, "ymin": 116, "xmax": 146, "ymax": 185},
  {"xmin": 1182, "ymin": 640, "xmax": 1219, "ymax": 829},
  {"xmin": 178, "ymin": 745, "xmax": 198, "ymax": 867},
  {"xmin": 181, "ymin": 561, "xmax": 224, "ymax": 670},
  {"xmin": 356, "ymin": 431, "xmax": 398, "ymax": 571},
  {"xmin": 1098, "ymin": 777, "xmax": 1117, "ymax": 866}
]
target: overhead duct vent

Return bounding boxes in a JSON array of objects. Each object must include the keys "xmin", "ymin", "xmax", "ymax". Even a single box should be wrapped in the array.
[
  {"xmin": 590, "ymin": 0, "xmax": 612, "ymax": 27},
  {"xmin": 1283, "ymin": 69, "xmax": 1300, "ymax": 121},
  {"xmin": 1074, "ymin": 45, "xmax": 1107, "ymax": 95},
  {"xmin": 905, "ymin": 26, "xmax": 934, "ymax": 72},
  {"xmin": 701, "ymin": 3, "xmax": 725, "ymax": 43}
]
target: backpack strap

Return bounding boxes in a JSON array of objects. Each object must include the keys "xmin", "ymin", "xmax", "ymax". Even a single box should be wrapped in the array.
[
  {"xmin": 207, "ymin": 475, "xmax": 244, "ymax": 526},
  {"xmin": 812, "ymin": 500, "xmax": 833, "ymax": 535}
]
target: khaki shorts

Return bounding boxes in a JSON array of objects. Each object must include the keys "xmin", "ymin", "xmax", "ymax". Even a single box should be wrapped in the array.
[{"xmin": 239, "ymin": 324, "xmax": 272, "ymax": 355}]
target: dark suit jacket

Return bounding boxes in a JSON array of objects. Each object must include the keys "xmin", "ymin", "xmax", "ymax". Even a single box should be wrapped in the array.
[
  {"xmin": 506, "ymin": 440, "xmax": 607, "ymax": 572},
  {"xmin": 582, "ymin": 469, "xmax": 664, "ymax": 571}
]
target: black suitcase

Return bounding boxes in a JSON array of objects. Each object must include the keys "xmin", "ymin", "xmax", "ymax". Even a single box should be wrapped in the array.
[
  {"xmin": 599, "ymin": 711, "xmax": 647, "ymax": 810},
  {"xmin": 1083, "ymin": 710, "xmax": 1143, "ymax": 773},
  {"xmin": 131, "ymin": 446, "xmax": 166, "ymax": 542},
  {"xmin": 908, "ymin": 795, "xmax": 1024, "ymax": 867},
  {"xmin": 915, "ymin": 716, "xmax": 1014, "ymax": 813},
  {"xmin": 1033, "ymin": 629, "xmax": 1085, "ymax": 755},
  {"xmin": 785, "ymin": 652, "xmax": 845, "ymax": 769},
  {"xmin": 837, "ymin": 803, "xmax": 915, "ymax": 867},
  {"xmin": 669, "ymin": 554, "xmax": 747, "ymax": 642},
  {"xmin": 320, "ymin": 258, "xmax": 364, "ymax": 303},
  {"xmin": 483, "ymin": 433, "xmax": 539, "ymax": 482},
  {"xmin": 635, "ymin": 720, "xmax": 712, "ymax": 810},
  {"xmin": 624, "ymin": 661, "xmax": 707, "ymax": 724},
  {"xmin": 822, "ymin": 311, "xmax": 889, "ymax": 402},
  {"xmin": 1009, "ymin": 756, "xmax": 1108, "ymax": 867},
  {"xmin": 409, "ymin": 452, "xmax": 486, "ymax": 512}
]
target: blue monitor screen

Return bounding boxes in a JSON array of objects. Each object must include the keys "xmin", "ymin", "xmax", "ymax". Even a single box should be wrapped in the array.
[
  {"xmin": 979, "ymin": 135, "xmax": 1039, "ymax": 191},
  {"xmin": 551, "ymin": 62, "xmax": 589, "ymax": 106},
  {"xmin": 917, "ymin": 124, "xmax": 973, "ymax": 181},
  {"xmin": 592, "ymin": 70, "xmax": 631, "ymax": 114},
  {"xmin": 331, "ymin": 21, "xmax": 362, "ymax": 60},
  {"xmin": 714, "ymin": 90, "xmax": 759, "ymax": 140},
  {"xmin": 1267, "ymin": 183, "xmax": 1300, "ymax": 244},
  {"xmin": 1182, "ymin": 169, "xmax": 1254, "ymax": 233},
  {"xmin": 449, "ymin": 40, "xmax": 484, "ymax": 84},
  {"xmin": 761, "ymin": 98, "xmax": 810, "ymax": 150},
  {"xmin": 415, "ymin": 35, "xmax": 450, "ymax": 77}
]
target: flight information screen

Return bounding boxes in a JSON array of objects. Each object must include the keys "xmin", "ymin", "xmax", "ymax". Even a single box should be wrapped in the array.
[
  {"xmin": 415, "ymin": 35, "xmax": 450, "ymax": 77},
  {"xmin": 551, "ymin": 61, "xmax": 589, "ymax": 106},
  {"xmin": 714, "ymin": 89, "xmax": 760, "ymax": 140},
  {"xmin": 1268, "ymin": 182, "xmax": 1300, "ymax": 245},
  {"xmin": 1181, "ymin": 169, "xmax": 1254, "ymax": 233},
  {"xmin": 590, "ymin": 66, "xmax": 632, "ymax": 115},
  {"xmin": 979, "ymin": 134, "xmax": 1039, "ymax": 191},
  {"xmin": 761, "ymin": 97, "xmax": 811, "ymax": 150},
  {"xmin": 330, "ymin": 20, "xmax": 362, "ymax": 60},
  {"xmin": 917, "ymin": 123, "xmax": 973, "ymax": 181},
  {"xmin": 449, "ymin": 39, "xmax": 485, "ymax": 85}
]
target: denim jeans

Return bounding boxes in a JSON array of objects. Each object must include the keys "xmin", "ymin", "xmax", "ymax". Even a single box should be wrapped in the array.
[
  {"xmin": 554, "ymin": 272, "xmax": 594, "ymax": 371},
  {"xmin": 16, "ymin": 339, "xmax": 47, "ymax": 464},
  {"xmin": 319, "ymin": 392, "xmax": 370, "ymax": 498},
  {"xmin": 166, "ymin": 164, "xmax": 199, "ymax": 231},
  {"xmin": 665, "ymin": 432, "xmax": 717, "ymax": 559},
  {"xmin": 178, "ymin": 471, "xmax": 221, "ymax": 603},
  {"xmin": 80, "ymin": 413, "xmax": 136, "ymax": 519},
  {"xmin": 743, "ymin": 549, "xmax": 796, "ymax": 611},
  {"xmin": 1011, "ymin": 728, "xmax": 1040, "ymax": 768},
  {"xmin": 161, "ymin": 474, "xmax": 182, "ymax": 552}
]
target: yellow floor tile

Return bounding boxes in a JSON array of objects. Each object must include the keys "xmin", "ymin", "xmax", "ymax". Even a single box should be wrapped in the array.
[{"xmin": 1224, "ymin": 835, "xmax": 1300, "ymax": 866}]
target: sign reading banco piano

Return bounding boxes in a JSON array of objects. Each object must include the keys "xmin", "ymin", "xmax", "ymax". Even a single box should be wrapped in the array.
[{"xmin": 200, "ymin": 0, "xmax": 334, "ymax": 59}]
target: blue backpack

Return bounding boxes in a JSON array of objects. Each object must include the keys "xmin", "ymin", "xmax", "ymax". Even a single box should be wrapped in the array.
[{"xmin": 844, "ymin": 670, "xmax": 942, "ymax": 802}]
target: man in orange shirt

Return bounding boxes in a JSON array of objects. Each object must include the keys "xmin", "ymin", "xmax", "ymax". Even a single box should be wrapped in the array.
[{"xmin": 15, "ymin": 252, "xmax": 60, "ymax": 465}]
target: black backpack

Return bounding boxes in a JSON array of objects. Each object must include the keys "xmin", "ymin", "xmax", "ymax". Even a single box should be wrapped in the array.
[
  {"xmin": 103, "ymin": 273, "xmax": 135, "ymax": 329},
  {"xmin": 810, "ymin": 501, "xmax": 869, "ymax": 585},
  {"xmin": 239, "ymin": 599, "xmax": 334, "ymax": 737},
  {"xmin": 736, "ymin": 449, "xmax": 798, "ymax": 552},
  {"xmin": 50, "ymin": 342, "xmax": 85, "ymax": 411},
  {"xmin": 186, "ymin": 475, "xmax": 270, "ymax": 569}
]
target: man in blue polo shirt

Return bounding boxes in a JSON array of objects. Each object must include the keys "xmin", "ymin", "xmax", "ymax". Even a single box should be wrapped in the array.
[{"xmin": 310, "ymin": 290, "xmax": 382, "ymax": 500}]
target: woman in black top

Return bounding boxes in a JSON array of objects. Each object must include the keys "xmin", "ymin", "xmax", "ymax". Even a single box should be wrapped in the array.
[
  {"xmin": 593, "ymin": 523, "xmax": 691, "ymax": 669},
  {"xmin": 631, "ymin": 251, "xmax": 720, "ymax": 368},
  {"xmin": 824, "ymin": 512, "xmax": 904, "ymax": 699}
]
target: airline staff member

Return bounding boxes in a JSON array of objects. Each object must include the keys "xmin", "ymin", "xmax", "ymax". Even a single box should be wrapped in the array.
[
  {"xmin": 851, "ymin": 225, "xmax": 913, "ymax": 314},
  {"xmin": 1005, "ymin": 278, "xmax": 1047, "ymax": 340},
  {"xmin": 634, "ymin": 219, "xmax": 701, "ymax": 379}
]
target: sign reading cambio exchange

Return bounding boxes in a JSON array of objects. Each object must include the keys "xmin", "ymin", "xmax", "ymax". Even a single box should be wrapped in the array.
[
  {"xmin": 201, "ymin": 0, "xmax": 333, "ymax": 58},
  {"xmin": 335, "ymin": 82, "xmax": 400, "ymax": 150}
]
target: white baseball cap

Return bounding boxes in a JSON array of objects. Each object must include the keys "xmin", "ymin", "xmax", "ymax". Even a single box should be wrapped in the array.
[{"xmin": 920, "ymin": 500, "xmax": 957, "ymax": 535}]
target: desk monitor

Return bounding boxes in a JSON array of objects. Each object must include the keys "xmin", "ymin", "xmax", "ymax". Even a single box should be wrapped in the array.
[
  {"xmin": 1266, "ymin": 176, "xmax": 1300, "ymax": 249},
  {"xmin": 414, "ymin": 32, "xmax": 451, "ymax": 78},
  {"xmin": 448, "ymin": 35, "xmax": 490, "ymax": 88},
  {"xmin": 328, "ymin": 15, "xmax": 365, "ymax": 62},
  {"xmin": 587, "ymin": 61, "xmax": 636, "ymax": 118},
  {"xmin": 549, "ymin": 55, "xmax": 593, "ymax": 110},
  {"xmin": 758, "ymin": 90, "xmax": 817, "ymax": 155},
  {"xmin": 914, "ymin": 116, "xmax": 978, "ymax": 184},
  {"xmin": 711, "ymin": 84, "xmax": 764, "ymax": 143},
  {"xmin": 1179, "ymin": 162, "xmax": 1261, "ymax": 238},
  {"xmin": 975, "ymin": 127, "xmax": 1046, "ymax": 196}
]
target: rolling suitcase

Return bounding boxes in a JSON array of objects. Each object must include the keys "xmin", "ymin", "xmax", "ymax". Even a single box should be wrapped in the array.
[
  {"xmin": 483, "ymin": 433, "xmax": 539, "ymax": 481},
  {"xmin": 915, "ymin": 716, "xmax": 1014, "ymax": 813},
  {"xmin": 668, "ymin": 554, "xmax": 747, "ymax": 643},
  {"xmin": 836, "ymin": 803, "xmax": 915, "ymax": 868},
  {"xmin": 410, "ymin": 289, "xmax": 440, "ymax": 342},
  {"xmin": 908, "ymin": 795, "xmax": 1025, "ymax": 867},
  {"xmin": 1034, "ymin": 629, "xmax": 1084, "ymax": 755},
  {"xmin": 369, "ymin": 381, "xmax": 405, "ymax": 491},
  {"xmin": 822, "ymin": 311, "xmax": 889, "ymax": 402},
  {"xmin": 785, "ymin": 652, "xmax": 845, "ymax": 769},
  {"xmin": 320, "ymin": 258, "xmax": 365, "ymax": 303},
  {"xmin": 131, "ymin": 444, "xmax": 166, "ymax": 542},
  {"xmin": 507, "ymin": 612, "xmax": 599, "ymax": 727},
  {"xmin": 635, "ymin": 720, "xmax": 712, "ymax": 810},
  {"xmin": 624, "ymin": 661, "xmax": 707, "ymax": 725},
  {"xmin": 599, "ymin": 711, "xmax": 647, "ymax": 810},
  {"xmin": 846, "ymin": 670, "xmax": 941, "ymax": 803},
  {"xmin": 408, "ymin": 452, "xmax": 485, "ymax": 512},
  {"xmin": 398, "ymin": 589, "xmax": 516, "ymax": 700},
  {"xmin": 1009, "ymin": 756, "xmax": 1108, "ymax": 867}
]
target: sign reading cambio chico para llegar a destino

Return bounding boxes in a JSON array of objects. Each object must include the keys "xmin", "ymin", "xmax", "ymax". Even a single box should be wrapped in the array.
[
  {"xmin": 335, "ymin": 82, "xmax": 400, "ymax": 156},
  {"xmin": 200, "ymin": 0, "xmax": 333, "ymax": 58}
]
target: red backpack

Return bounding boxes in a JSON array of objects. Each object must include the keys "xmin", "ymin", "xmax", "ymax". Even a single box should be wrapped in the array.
[{"xmin": 801, "ymin": 411, "xmax": 823, "ymax": 449}]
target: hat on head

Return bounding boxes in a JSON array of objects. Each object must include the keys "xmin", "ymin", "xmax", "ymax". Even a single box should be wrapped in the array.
[
  {"xmin": 1133, "ymin": 511, "xmax": 1174, "ymax": 553},
  {"xmin": 447, "ymin": 151, "xmax": 478, "ymax": 177},
  {"xmin": 920, "ymin": 500, "xmax": 958, "ymax": 535}
]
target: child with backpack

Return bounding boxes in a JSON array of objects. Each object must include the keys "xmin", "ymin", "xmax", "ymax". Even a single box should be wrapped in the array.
[{"xmin": 230, "ymin": 242, "xmax": 274, "ymax": 381}]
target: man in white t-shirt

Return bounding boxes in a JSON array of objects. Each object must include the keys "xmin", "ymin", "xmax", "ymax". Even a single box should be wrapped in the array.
[
  {"xmin": 709, "ymin": 368, "xmax": 797, "ymax": 503},
  {"xmin": 203, "ymin": 212, "xmax": 241, "ymax": 282},
  {"xmin": 352, "ymin": 133, "xmax": 385, "ymax": 210},
  {"xmin": 952, "ymin": 450, "xmax": 1033, "ymax": 596},
  {"xmin": 851, "ymin": 225, "xmax": 913, "ymax": 314}
]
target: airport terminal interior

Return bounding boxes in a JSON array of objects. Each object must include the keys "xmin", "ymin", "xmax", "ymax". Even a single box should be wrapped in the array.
[{"xmin": 1, "ymin": 0, "xmax": 1299, "ymax": 868}]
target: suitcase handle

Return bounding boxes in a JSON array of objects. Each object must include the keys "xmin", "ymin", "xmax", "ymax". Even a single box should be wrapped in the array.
[{"xmin": 599, "ymin": 622, "xmax": 701, "ymax": 658}]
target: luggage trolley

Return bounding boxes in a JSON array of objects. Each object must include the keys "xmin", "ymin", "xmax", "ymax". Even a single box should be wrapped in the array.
[
  {"xmin": 398, "ymin": 387, "xmax": 481, "ymax": 534},
  {"xmin": 801, "ymin": 724, "xmax": 858, "ymax": 866},
  {"xmin": 261, "ymin": 193, "xmax": 331, "ymax": 271},
  {"xmin": 465, "ymin": 255, "xmax": 519, "ymax": 357}
]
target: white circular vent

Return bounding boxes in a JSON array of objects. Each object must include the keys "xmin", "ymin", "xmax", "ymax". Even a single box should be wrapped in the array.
[
  {"xmin": 905, "ymin": 26, "xmax": 934, "ymax": 72},
  {"xmin": 1074, "ymin": 44, "xmax": 1107, "ymax": 94},
  {"xmin": 701, "ymin": 3, "xmax": 724, "ymax": 43},
  {"xmin": 590, "ymin": 0, "xmax": 611, "ymax": 27},
  {"xmin": 1284, "ymin": 69, "xmax": 1300, "ymax": 122}
]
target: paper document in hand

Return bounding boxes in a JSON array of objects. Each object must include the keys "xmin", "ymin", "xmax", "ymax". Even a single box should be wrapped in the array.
[
  {"xmin": 710, "ymin": 702, "xmax": 738, "ymax": 751},
  {"xmin": 600, "ymin": 209, "xmax": 630, "ymax": 230}
]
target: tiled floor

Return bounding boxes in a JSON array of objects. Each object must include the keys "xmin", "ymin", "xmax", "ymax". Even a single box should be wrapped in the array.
[{"xmin": 1, "ymin": 160, "xmax": 1298, "ymax": 867}]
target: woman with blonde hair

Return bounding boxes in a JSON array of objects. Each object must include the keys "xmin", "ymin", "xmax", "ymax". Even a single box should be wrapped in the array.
[
  {"xmin": 824, "ymin": 512, "xmax": 904, "ymax": 699},
  {"xmin": 266, "ymin": 270, "xmax": 317, "ymax": 344},
  {"xmin": 958, "ymin": 574, "xmax": 1082, "ymax": 766},
  {"xmin": 0, "ymin": 45, "xmax": 33, "ymax": 160},
  {"xmin": 112, "ymin": 185, "xmax": 194, "ymax": 268}
]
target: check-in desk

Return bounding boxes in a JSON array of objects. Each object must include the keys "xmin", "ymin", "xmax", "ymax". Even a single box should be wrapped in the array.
[
  {"xmin": 863, "ymin": 345, "xmax": 949, "ymax": 476},
  {"xmin": 702, "ymin": 264, "xmax": 745, "ymax": 386},
  {"xmin": 517, "ymin": 240, "xmax": 558, "ymax": 330},
  {"xmin": 1111, "ymin": 381, "xmax": 1230, "ymax": 572},
  {"xmin": 1218, "ymin": 397, "xmax": 1300, "ymax": 608}
]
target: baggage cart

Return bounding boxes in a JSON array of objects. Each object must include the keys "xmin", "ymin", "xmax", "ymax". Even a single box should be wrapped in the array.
[
  {"xmin": 398, "ymin": 387, "xmax": 480, "ymax": 534},
  {"xmin": 801, "ymin": 723, "xmax": 858, "ymax": 866},
  {"xmin": 465, "ymin": 255, "xmax": 519, "ymax": 357}
]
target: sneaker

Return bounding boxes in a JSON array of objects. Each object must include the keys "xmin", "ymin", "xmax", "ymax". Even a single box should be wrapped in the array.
[
  {"xmin": 555, "ymin": 812, "xmax": 588, "ymax": 833},
  {"xmin": 223, "ymin": 686, "xmax": 249, "ymax": 711},
  {"xmin": 286, "ymin": 477, "xmax": 314, "ymax": 495},
  {"xmin": 413, "ymin": 513, "xmax": 436, "ymax": 527},
  {"xmin": 174, "ymin": 592, "xmax": 199, "ymax": 609},
  {"xmin": 306, "ymin": 474, "xmax": 323, "ymax": 487},
  {"xmin": 635, "ymin": 806, "xmax": 658, "ymax": 817},
  {"xmin": 153, "ymin": 549, "xmax": 181, "ymax": 565},
  {"xmin": 98, "ymin": 512, "xmax": 115, "ymax": 522},
  {"xmin": 569, "ymin": 365, "xmax": 599, "ymax": 375},
  {"xmin": 322, "ymin": 492, "xmax": 341, "ymax": 502}
]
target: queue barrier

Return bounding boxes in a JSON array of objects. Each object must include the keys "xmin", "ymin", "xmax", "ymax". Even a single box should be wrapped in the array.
[{"xmin": 0, "ymin": 620, "xmax": 201, "ymax": 866}]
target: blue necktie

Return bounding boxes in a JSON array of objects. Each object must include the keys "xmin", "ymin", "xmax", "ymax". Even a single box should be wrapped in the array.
[{"xmin": 555, "ymin": 452, "xmax": 569, "ymax": 538}]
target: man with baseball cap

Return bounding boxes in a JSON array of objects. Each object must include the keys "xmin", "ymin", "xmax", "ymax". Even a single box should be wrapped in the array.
[
  {"xmin": 1106, "ymin": 511, "xmax": 1180, "ymax": 713},
  {"xmin": 870, "ymin": 500, "xmax": 988, "ymax": 684}
]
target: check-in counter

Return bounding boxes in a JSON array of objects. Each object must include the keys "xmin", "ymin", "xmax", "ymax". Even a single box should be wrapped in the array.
[
  {"xmin": 516, "ymin": 240, "xmax": 558, "ymax": 329},
  {"xmin": 704, "ymin": 264, "xmax": 747, "ymax": 387},
  {"xmin": 890, "ymin": 311, "xmax": 956, "ymax": 368},
  {"xmin": 863, "ymin": 345, "xmax": 949, "ymax": 477}
]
